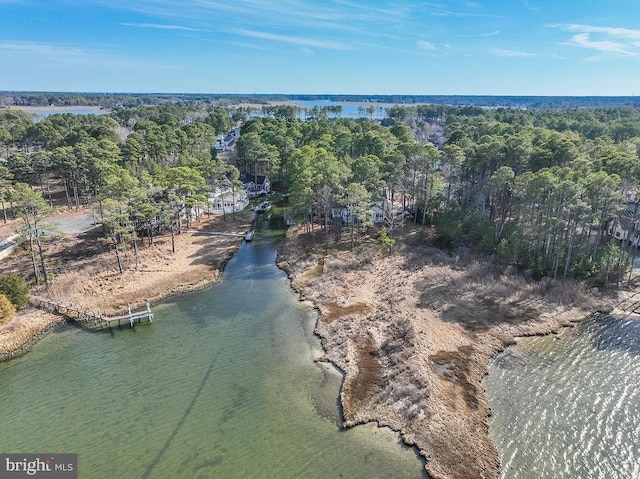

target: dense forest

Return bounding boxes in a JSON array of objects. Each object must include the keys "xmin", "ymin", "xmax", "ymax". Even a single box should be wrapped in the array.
[
  {"xmin": 237, "ymin": 104, "xmax": 640, "ymax": 285},
  {"xmin": 1, "ymin": 100, "xmax": 640, "ymax": 286}
]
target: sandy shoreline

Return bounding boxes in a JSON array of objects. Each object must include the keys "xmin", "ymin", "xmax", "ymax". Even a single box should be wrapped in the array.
[
  {"xmin": 0, "ymin": 215, "xmax": 250, "ymax": 361},
  {"xmin": 277, "ymin": 225, "xmax": 615, "ymax": 479}
]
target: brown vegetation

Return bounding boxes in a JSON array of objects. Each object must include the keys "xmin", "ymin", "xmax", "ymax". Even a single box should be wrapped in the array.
[
  {"xmin": 278, "ymin": 224, "xmax": 610, "ymax": 479},
  {"xmin": 343, "ymin": 333, "xmax": 381, "ymax": 412},
  {"xmin": 321, "ymin": 302, "xmax": 371, "ymax": 324},
  {"xmin": 0, "ymin": 309, "xmax": 64, "ymax": 360}
]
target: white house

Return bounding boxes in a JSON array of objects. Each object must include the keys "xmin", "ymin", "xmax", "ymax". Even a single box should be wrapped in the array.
[
  {"xmin": 0, "ymin": 234, "xmax": 19, "ymax": 261},
  {"xmin": 208, "ymin": 181, "xmax": 249, "ymax": 215},
  {"xmin": 371, "ymin": 205, "xmax": 384, "ymax": 224},
  {"xmin": 330, "ymin": 204, "xmax": 385, "ymax": 225}
]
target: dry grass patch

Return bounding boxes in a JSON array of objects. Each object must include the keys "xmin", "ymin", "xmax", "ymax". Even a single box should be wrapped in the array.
[
  {"xmin": 429, "ymin": 347, "xmax": 480, "ymax": 410},
  {"xmin": 303, "ymin": 255, "xmax": 325, "ymax": 281},
  {"xmin": 320, "ymin": 302, "xmax": 371, "ymax": 324},
  {"xmin": 343, "ymin": 334, "xmax": 381, "ymax": 415},
  {"xmin": 0, "ymin": 213, "xmax": 250, "ymax": 359}
]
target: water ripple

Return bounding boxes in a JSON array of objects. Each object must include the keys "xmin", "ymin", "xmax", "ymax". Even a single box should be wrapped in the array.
[{"xmin": 485, "ymin": 317, "xmax": 640, "ymax": 479}]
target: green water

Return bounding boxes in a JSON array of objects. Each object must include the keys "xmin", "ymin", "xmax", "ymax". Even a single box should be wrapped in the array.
[{"xmin": 0, "ymin": 212, "xmax": 426, "ymax": 478}]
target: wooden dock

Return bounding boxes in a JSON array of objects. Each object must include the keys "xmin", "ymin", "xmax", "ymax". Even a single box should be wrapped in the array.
[
  {"xmin": 186, "ymin": 229, "xmax": 255, "ymax": 242},
  {"xmin": 31, "ymin": 297, "xmax": 154, "ymax": 331},
  {"xmin": 185, "ymin": 229, "xmax": 244, "ymax": 238}
]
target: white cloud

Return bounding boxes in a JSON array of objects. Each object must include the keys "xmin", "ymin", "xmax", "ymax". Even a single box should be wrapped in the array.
[
  {"xmin": 455, "ymin": 30, "xmax": 500, "ymax": 38},
  {"xmin": 0, "ymin": 42, "xmax": 86, "ymax": 57},
  {"xmin": 552, "ymin": 24, "xmax": 640, "ymax": 40},
  {"xmin": 550, "ymin": 23, "xmax": 640, "ymax": 57},
  {"xmin": 521, "ymin": 0, "xmax": 541, "ymax": 11},
  {"xmin": 569, "ymin": 33, "xmax": 634, "ymax": 55},
  {"xmin": 121, "ymin": 22, "xmax": 204, "ymax": 31},
  {"xmin": 98, "ymin": 0, "xmax": 408, "ymax": 37},
  {"xmin": 418, "ymin": 2, "xmax": 501, "ymax": 18},
  {"xmin": 221, "ymin": 40, "xmax": 273, "ymax": 52},
  {"xmin": 416, "ymin": 40, "xmax": 438, "ymax": 51},
  {"xmin": 230, "ymin": 28, "xmax": 351, "ymax": 50},
  {"xmin": 0, "ymin": 40, "xmax": 170, "ymax": 69},
  {"xmin": 493, "ymin": 48, "xmax": 538, "ymax": 58}
]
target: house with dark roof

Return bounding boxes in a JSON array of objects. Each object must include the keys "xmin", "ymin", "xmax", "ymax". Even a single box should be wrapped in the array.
[
  {"xmin": 609, "ymin": 216, "xmax": 640, "ymax": 246},
  {"xmin": 241, "ymin": 173, "xmax": 271, "ymax": 197}
]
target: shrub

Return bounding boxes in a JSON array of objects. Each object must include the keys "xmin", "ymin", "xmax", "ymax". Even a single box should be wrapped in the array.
[
  {"xmin": 0, "ymin": 274, "xmax": 29, "ymax": 309},
  {"xmin": 376, "ymin": 228, "xmax": 395, "ymax": 253},
  {"xmin": 0, "ymin": 293, "xmax": 15, "ymax": 324},
  {"xmin": 412, "ymin": 229, "xmax": 429, "ymax": 245},
  {"xmin": 433, "ymin": 207, "xmax": 493, "ymax": 251},
  {"xmin": 433, "ymin": 232, "xmax": 453, "ymax": 250}
]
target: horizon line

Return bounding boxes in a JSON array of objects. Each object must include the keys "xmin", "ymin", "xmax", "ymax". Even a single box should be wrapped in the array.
[{"xmin": 1, "ymin": 90, "xmax": 639, "ymax": 99}]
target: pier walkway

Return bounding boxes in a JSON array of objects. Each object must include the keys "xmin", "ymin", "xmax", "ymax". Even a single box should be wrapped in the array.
[
  {"xmin": 31, "ymin": 297, "xmax": 154, "ymax": 330},
  {"xmin": 185, "ymin": 229, "xmax": 254, "ymax": 241}
]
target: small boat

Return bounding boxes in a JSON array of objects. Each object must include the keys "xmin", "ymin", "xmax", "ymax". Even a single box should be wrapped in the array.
[
  {"xmin": 255, "ymin": 201, "xmax": 271, "ymax": 213},
  {"xmin": 245, "ymin": 230, "xmax": 254, "ymax": 242}
]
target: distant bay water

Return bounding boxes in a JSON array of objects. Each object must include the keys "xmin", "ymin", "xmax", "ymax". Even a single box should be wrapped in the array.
[
  {"xmin": 16, "ymin": 101, "xmax": 379, "ymax": 119},
  {"xmin": 291, "ymin": 99, "xmax": 388, "ymax": 119},
  {"xmin": 21, "ymin": 107, "xmax": 106, "ymax": 116}
]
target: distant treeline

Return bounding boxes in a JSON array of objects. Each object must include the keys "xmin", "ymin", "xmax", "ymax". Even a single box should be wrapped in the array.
[
  {"xmin": 0, "ymin": 92, "xmax": 245, "ymax": 109},
  {"xmin": 3, "ymin": 92, "xmax": 640, "ymax": 110}
]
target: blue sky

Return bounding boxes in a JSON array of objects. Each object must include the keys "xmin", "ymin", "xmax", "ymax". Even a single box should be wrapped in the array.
[{"xmin": 1, "ymin": 0, "xmax": 639, "ymax": 95}]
